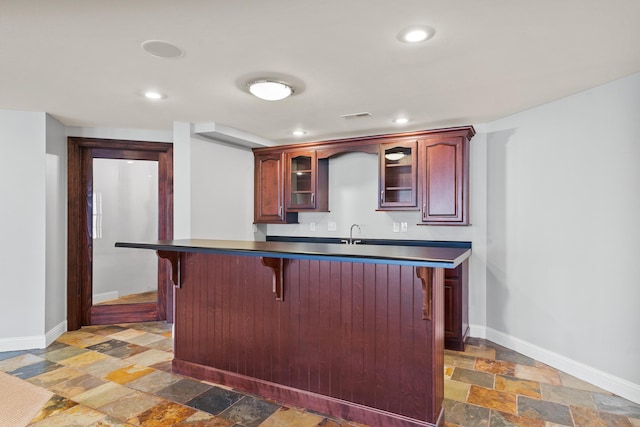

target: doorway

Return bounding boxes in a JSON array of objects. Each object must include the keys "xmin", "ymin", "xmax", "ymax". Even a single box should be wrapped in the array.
[{"xmin": 67, "ymin": 137, "xmax": 173, "ymax": 330}]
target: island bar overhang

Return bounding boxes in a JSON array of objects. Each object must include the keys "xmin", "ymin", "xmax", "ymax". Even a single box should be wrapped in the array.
[{"xmin": 116, "ymin": 239, "xmax": 472, "ymax": 427}]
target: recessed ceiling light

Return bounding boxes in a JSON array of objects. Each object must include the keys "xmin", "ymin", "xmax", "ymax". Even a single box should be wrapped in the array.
[
  {"xmin": 141, "ymin": 40, "xmax": 184, "ymax": 59},
  {"xmin": 144, "ymin": 91, "xmax": 166, "ymax": 100},
  {"xmin": 393, "ymin": 117, "xmax": 409, "ymax": 124},
  {"xmin": 247, "ymin": 80, "xmax": 294, "ymax": 101},
  {"xmin": 292, "ymin": 129, "xmax": 307, "ymax": 137},
  {"xmin": 397, "ymin": 25, "xmax": 435, "ymax": 43}
]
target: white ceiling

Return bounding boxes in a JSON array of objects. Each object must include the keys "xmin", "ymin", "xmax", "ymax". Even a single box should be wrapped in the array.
[{"xmin": 2, "ymin": 1, "xmax": 640, "ymax": 145}]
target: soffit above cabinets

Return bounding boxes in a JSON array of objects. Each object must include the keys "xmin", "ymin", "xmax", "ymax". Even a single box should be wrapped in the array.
[{"xmin": 192, "ymin": 123, "xmax": 277, "ymax": 149}]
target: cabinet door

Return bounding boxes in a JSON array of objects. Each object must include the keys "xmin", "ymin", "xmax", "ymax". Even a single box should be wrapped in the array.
[
  {"xmin": 419, "ymin": 136, "xmax": 469, "ymax": 224},
  {"xmin": 444, "ymin": 262, "xmax": 468, "ymax": 351},
  {"xmin": 254, "ymin": 153, "xmax": 289, "ymax": 223},
  {"xmin": 287, "ymin": 151, "xmax": 316, "ymax": 210},
  {"xmin": 379, "ymin": 141, "xmax": 418, "ymax": 209}
]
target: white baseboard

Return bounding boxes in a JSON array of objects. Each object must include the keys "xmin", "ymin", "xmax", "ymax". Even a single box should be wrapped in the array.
[
  {"xmin": 0, "ymin": 335, "xmax": 46, "ymax": 352},
  {"xmin": 45, "ymin": 320, "xmax": 67, "ymax": 347},
  {"xmin": 469, "ymin": 324, "xmax": 640, "ymax": 405},
  {"xmin": 93, "ymin": 291, "xmax": 119, "ymax": 304},
  {"xmin": 0, "ymin": 320, "xmax": 67, "ymax": 352},
  {"xmin": 469, "ymin": 324, "xmax": 487, "ymax": 339}
]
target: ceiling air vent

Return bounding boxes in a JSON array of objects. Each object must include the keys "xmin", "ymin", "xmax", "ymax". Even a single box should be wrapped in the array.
[{"xmin": 340, "ymin": 112, "xmax": 372, "ymax": 120}]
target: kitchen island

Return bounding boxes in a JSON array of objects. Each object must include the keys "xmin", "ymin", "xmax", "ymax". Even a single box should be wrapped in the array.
[{"xmin": 116, "ymin": 239, "xmax": 471, "ymax": 427}]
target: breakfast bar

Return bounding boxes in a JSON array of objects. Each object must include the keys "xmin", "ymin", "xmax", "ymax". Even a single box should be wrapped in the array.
[{"xmin": 116, "ymin": 239, "xmax": 471, "ymax": 427}]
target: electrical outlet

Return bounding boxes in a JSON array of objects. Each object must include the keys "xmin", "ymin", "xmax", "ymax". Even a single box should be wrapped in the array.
[
  {"xmin": 309, "ymin": 222, "xmax": 316, "ymax": 231},
  {"xmin": 328, "ymin": 221, "xmax": 337, "ymax": 231},
  {"xmin": 401, "ymin": 222, "xmax": 408, "ymax": 232},
  {"xmin": 393, "ymin": 222, "xmax": 400, "ymax": 232}
]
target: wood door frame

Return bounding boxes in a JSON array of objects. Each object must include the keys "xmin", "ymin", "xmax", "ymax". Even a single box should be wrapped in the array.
[{"xmin": 67, "ymin": 137, "xmax": 174, "ymax": 330}]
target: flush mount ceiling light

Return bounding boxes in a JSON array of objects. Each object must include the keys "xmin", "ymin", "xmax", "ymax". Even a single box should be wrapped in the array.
[
  {"xmin": 385, "ymin": 152, "xmax": 405, "ymax": 161},
  {"xmin": 385, "ymin": 147, "xmax": 409, "ymax": 161},
  {"xmin": 247, "ymin": 80, "xmax": 294, "ymax": 101},
  {"xmin": 397, "ymin": 25, "xmax": 435, "ymax": 43},
  {"xmin": 141, "ymin": 40, "xmax": 184, "ymax": 59},
  {"xmin": 143, "ymin": 91, "xmax": 166, "ymax": 100}
]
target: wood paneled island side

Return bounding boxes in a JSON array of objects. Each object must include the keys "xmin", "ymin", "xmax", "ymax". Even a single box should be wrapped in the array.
[{"xmin": 116, "ymin": 239, "xmax": 471, "ymax": 427}]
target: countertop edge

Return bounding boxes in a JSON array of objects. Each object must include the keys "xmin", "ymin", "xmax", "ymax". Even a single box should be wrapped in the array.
[{"xmin": 116, "ymin": 239, "xmax": 471, "ymax": 269}]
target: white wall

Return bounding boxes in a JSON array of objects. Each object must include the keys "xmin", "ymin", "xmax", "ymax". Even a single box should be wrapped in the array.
[
  {"xmin": 0, "ymin": 110, "xmax": 47, "ymax": 349},
  {"xmin": 266, "ymin": 132, "xmax": 489, "ymax": 330},
  {"xmin": 173, "ymin": 122, "xmax": 191, "ymax": 239},
  {"xmin": 66, "ymin": 126, "xmax": 172, "ymax": 143},
  {"xmin": 45, "ymin": 114, "xmax": 67, "ymax": 337},
  {"xmin": 173, "ymin": 123, "xmax": 255, "ymax": 240},
  {"xmin": 180, "ymin": 127, "xmax": 255, "ymax": 240},
  {"xmin": 485, "ymin": 72, "xmax": 640, "ymax": 403}
]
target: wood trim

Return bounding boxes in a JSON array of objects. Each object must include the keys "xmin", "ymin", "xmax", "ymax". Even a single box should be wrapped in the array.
[
  {"xmin": 67, "ymin": 137, "xmax": 173, "ymax": 330},
  {"xmin": 158, "ymin": 148, "xmax": 174, "ymax": 321},
  {"xmin": 252, "ymin": 125, "xmax": 475, "ymax": 157},
  {"xmin": 68, "ymin": 137, "xmax": 173, "ymax": 152},
  {"xmin": 158, "ymin": 251, "xmax": 181, "ymax": 288},
  {"xmin": 416, "ymin": 266, "xmax": 433, "ymax": 320},
  {"xmin": 173, "ymin": 358, "xmax": 443, "ymax": 427},
  {"xmin": 429, "ymin": 267, "xmax": 446, "ymax": 423},
  {"xmin": 80, "ymin": 148, "xmax": 93, "ymax": 326},
  {"xmin": 66, "ymin": 140, "xmax": 83, "ymax": 330},
  {"xmin": 90, "ymin": 303, "xmax": 159, "ymax": 325},
  {"xmin": 91, "ymin": 149, "xmax": 159, "ymax": 161},
  {"xmin": 260, "ymin": 257, "xmax": 285, "ymax": 301}
]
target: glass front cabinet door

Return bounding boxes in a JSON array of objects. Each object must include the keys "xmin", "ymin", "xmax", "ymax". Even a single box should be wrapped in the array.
[
  {"xmin": 378, "ymin": 140, "xmax": 418, "ymax": 209},
  {"xmin": 287, "ymin": 150, "xmax": 317, "ymax": 210}
]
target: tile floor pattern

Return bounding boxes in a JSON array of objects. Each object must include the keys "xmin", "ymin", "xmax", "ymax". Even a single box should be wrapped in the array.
[{"xmin": 0, "ymin": 323, "xmax": 638, "ymax": 427}]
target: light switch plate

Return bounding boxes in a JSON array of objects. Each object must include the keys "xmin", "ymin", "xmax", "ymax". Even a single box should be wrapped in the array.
[
  {"xmin": 401, "ymin": 222, "xmax": 408, "ymax": 232},
  {"xmin": 393, "ymin": 222, "xmax": 400, "ymax": 232},
  {"xmin": 309, "ymin": 222, "xmax": 316, "ymax": 231},
  {"xmin": 328, "ymin": 221, "xmax": 337, "ymax": 231}
]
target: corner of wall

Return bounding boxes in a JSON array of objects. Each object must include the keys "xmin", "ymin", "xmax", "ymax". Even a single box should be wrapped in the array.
[
  {"xmin": 173, "ymin": 122, "xmax": 192, "ymax": 238},
  {"xmin": 45, "ymin": 321, "xmax": 67, "ymax": 347}
]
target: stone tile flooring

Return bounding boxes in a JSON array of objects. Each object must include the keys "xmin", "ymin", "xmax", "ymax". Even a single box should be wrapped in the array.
[{"xmin": 0, "ymin": 322, "xmax": 638, "ymax": 426}]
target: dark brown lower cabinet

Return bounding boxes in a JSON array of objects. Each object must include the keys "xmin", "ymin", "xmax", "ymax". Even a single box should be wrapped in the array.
[
  {"xmin": 171, "ymin": 252, "xmax": 446, "ymax": 427},
  {"xmin": 444, "ymin": 261, "xmax": 469, "ymax": 351}
]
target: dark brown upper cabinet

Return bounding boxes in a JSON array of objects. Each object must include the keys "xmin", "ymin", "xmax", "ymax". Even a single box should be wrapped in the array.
[
  {"xmin": 286, "ymin": 150, "xmax": 328, "ymax": 212},
  {"xmin": 418, "ymin": 126, "xmax": 475, "ymax": 225},
  {"xmin": 254, "ymin": 152, "xmax": 297, "ymax": 223},
  {"xmin": 252, "ymin": 126, "xmax": 474, "ymax": 224},
  {"xmin": 378, "ymin": 140, "xmax": 418, "ymax": 210}
]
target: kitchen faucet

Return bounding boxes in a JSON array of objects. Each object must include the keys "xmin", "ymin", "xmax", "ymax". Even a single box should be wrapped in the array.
[{"xmin": 342, "ymin": 223, "xmax": 362, "ymax": 244}]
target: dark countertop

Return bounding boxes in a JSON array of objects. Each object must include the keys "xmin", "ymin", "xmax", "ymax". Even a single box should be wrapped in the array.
[{"xmin": 115, "ymin": 238, "xmax": 471, "ymax": 268}]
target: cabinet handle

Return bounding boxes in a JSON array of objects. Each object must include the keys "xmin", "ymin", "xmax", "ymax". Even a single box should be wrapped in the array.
[
  {"xmin": 279, "ymin": 206, "xmax": 283, "ymax": 216},
  {"xmin": 422, "ymin": 202, "xmax": 426, "ymax": 218},
  {"xmin": 311, "ymin": 193, "xmax": 315, "ymax": 204},
  {"xmin": 380, "ymin": 190, "xmax": 384, "ymax": 203}
]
